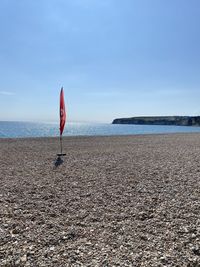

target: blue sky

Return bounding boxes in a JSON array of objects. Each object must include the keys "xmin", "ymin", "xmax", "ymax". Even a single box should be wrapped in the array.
[{"xmin": 0, "ymin": 0, "xmax": 200, "ymax": 123}]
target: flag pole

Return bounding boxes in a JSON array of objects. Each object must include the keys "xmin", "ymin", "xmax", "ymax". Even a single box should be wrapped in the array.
[{"xmin": 60, "ymin": 134, "xmax": 63, "ymax": 155}]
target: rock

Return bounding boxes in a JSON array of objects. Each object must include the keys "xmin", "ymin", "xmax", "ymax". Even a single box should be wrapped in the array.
[
  {"xmin": 192, "ymin": 245, "xmax": 200, "ymax": 256},
  {"xmin": 21, "ymin": 254, "xmax": 27, "ymax": 262},
  {"xmin": 15, "ymin": 259, "xmax": 21, "ymax": 266},
  {"xmin": 50, "ymin": 246, "xmax": 55, "ymax": 251}
]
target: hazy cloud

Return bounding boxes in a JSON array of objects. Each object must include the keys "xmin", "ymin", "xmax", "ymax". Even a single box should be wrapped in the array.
[{"xmin": 0, "ymin": 91, "xmax": 15, "ymax": 96}]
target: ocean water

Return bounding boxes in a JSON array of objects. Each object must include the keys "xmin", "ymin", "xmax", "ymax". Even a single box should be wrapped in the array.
[{"xmin": 1, "ymin": 121, "xmax": 200, "ymax": 138}]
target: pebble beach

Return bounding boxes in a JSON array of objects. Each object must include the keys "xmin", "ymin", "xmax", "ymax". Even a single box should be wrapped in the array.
[{"xmin": 0, "ymin": 134, "xmax": 200, "ymax": 266}]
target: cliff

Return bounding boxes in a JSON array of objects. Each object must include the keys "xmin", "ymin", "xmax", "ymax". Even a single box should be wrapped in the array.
[{"xmin": 112, "ymin": 116, "xmax": 200, "ymax": 126}]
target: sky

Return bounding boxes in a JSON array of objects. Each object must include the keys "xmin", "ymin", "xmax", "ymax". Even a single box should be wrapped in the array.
[{"xmin": 0, "ymin": 0, "xmax": 200, "ymax": 123}]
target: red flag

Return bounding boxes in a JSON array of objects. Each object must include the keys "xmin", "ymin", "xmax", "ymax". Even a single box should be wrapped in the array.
[{"xmin": 60, "ymin": 87, "xmax": 66, "ymax": 135}]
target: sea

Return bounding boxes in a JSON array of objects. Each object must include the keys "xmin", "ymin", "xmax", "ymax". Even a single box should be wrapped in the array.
[{"xmin": 1, "ymin": 121, "xmax": 200, "ymax": 138}]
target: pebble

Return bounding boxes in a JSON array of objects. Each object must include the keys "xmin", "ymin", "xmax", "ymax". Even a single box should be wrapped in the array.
[
  {"xmin": 21, "ymin": 254, "xmax": 27, "ymax": 262},
  {"xmin": 1, "ymin": 135, "xmax": 200, "ymax": 266}
]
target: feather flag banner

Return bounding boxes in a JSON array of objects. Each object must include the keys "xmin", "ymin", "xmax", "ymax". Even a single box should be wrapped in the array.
[
  {"xmin": 60, "ymin": 87, "xmax": 66, "ymax": 136},
  {"xmin": 57, "ymin": 87, "xmax": 66, "ymax": 157}
]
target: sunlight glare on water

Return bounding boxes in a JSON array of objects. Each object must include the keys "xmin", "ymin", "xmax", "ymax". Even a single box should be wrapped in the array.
[{"xmin": 1, "ymin": 121, "xmax": 200, "ymax": 138}]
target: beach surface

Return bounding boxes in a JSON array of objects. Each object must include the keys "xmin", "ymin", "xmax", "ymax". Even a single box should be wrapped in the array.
[{"xmin": 0, "ymin": 134, "xmax": 200, "ymax": 266}]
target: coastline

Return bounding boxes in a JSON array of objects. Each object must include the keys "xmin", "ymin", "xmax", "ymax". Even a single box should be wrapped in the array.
[
  {"xmin": 1, "ymin": 130, "xmax": 200, "ymax": 140},
  {"xmin": 1, "ymin": 134, "xmax": 200, "ymax": 266}
]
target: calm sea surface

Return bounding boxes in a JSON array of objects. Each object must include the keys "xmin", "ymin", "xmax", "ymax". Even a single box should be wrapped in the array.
[{"xmin": 1, "ymin": 121, "xmax": 200, "ymax": 138}]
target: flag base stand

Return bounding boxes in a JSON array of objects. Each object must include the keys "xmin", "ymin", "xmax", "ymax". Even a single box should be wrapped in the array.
[{"xmin": 57, "ymin": 153, "xmax": 66, "ymax": 157}]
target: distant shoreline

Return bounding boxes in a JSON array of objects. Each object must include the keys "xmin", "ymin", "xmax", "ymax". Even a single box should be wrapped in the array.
[{"xmin": 112, "ymin": 115, "xmax": 200, "ymax": 126}]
